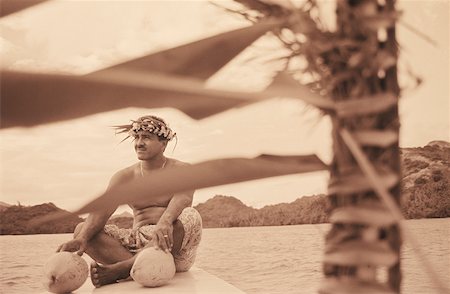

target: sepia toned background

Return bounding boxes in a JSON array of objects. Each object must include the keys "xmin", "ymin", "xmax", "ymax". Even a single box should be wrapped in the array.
[{"xmin": 0, "ymin": 0, "xmax": 448, "ymax": 211}]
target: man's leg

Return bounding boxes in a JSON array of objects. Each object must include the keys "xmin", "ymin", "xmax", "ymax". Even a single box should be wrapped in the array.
[
  {"xmin": 171, "ymin": 219, "xmax": 185, "ymax": 255},
  {"xmin": 74, "ymin": 222, "xmax": 133, "ymax": 287},
  {"xmin": 73, "ymin": 223, "xmax": 132, "ymax": 264},
  {"xmin": 173, "ymin": 207, "xmax": 202, "ymax": 272},
  {"xmin": 75, "ymin": 222, "xmax": 186, "ymax": 288}
]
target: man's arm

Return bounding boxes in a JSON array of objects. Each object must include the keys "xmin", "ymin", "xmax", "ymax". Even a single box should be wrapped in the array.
[
  {"xmin": 75, "ymin": 171, "xmax": 126, "ymax": 240},
  {"xmin": 58, "ymin": 171, "xmax": 124, "ymax": 254},
  {"xmin": 58, "ymin": 202, "xmax": 116, "ymax": 255},
  {"xmin": 158, "ymin": 160, "xmax": 194, "ymax": 224},
  {"xmin": 74, "ymin": 208, "xmax": 116, "ymax": 240},
  {"xmin": 153, "ymin": 189, "xmax": 194, "ymax": 252},
  {"xmin": 159, "ymin": 191, "xmax": 193, "ymax": 224}
]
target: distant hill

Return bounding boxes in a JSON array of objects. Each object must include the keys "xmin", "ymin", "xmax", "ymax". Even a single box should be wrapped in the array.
[
  {"xmin": 195, "ymin": 141, "xmax": 449, "ymax": 228},
  {"xmin": 194, "ymin": 196, "xmax": 258, "ymax": 227},
  {"xmin": 1, "ymin": 141, "xmax": 448, "ymax": 232},
  {"xmin": 107, "ymin": 216, "xmax": 134, "ymax": 229},
  {"xmin": 111, "ymin": 211, "xmax": 133, "ymax": 219},
  {"xmin": 257, "ymin": 195, "xmax": 329, "ymax": 225},
  {"xmin": 107, "ymin": 211, "xmax": 134, "ymax": 228},
  {"xmin": 0, "ymin": 203, "xmax": 83, "ymax": 235},
  {"xmin": 400, "ymin": 141, "xmax": 450, "ymax": 218},
  {"xmin": 194, "ymin": 194, "xmax": 329, "ymax": 228}
]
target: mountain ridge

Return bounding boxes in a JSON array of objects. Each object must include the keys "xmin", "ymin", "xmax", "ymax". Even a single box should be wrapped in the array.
[
  {"xmin": 1, "ymin": 141, "xmax": 448, "ymax": 233},
  {"xmin": 0, "ymin": 203, "xmax": 83, "ymax": 235}
]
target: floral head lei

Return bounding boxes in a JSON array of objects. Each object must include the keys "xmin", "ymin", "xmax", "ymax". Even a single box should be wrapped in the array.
[{"xmin": 114, "ymin": 116, "xmax": 176, "ymax": 142}]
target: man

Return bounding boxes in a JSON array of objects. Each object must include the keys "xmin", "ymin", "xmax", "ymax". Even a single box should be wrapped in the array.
[{"xmin": 57, "ymin": 115, "xmax": 202, "ymax": 287}]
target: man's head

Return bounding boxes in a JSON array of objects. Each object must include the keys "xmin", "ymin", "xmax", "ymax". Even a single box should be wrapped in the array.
[{"xmin": 114, "ymin": 115, "xmax": 176, "ymax": 160}]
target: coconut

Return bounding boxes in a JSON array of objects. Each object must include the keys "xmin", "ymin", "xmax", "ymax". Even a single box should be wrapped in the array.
[
  {"xmin": 43, "ymin": 252, "xmax": 88, "ymax": 293},
  {"xmin": 131, "ymin": 247, "xmax": 176, "ymax": 287}
]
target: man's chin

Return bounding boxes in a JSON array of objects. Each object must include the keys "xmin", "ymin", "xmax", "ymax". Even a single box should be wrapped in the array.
[{"xmin": 136, "ymin": 154, "xmax": 148, "ymax": 160}]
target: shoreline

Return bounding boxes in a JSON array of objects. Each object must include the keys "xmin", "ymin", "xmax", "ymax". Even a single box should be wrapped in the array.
[{"xmin": 1, "ymin": 217, "xmax": 449, "ymax": 236}]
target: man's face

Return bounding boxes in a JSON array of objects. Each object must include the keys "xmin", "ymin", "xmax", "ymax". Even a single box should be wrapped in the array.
[{"xmin": 133, "ymin": 132, "xmax": 166, "ymax": 160}]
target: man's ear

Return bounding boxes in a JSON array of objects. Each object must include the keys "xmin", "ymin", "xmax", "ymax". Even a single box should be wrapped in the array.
[{"xmin": 161, "ymin": 140, "xmax": 168, "ymax": 151}]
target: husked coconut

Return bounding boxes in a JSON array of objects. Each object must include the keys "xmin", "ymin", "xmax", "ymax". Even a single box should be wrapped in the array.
[
  {"xmin": 131, "ymin": 247, "xmax": 176, "ymax": 287},
  {"xmin": 43, "ymin": 252, "xmax": 88, "ymax": 293}
]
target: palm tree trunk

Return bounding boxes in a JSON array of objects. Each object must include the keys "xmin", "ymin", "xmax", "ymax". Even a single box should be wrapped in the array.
[{"xmin": 321, "ymin": 0, "xmax": 402, "ymax": 292}]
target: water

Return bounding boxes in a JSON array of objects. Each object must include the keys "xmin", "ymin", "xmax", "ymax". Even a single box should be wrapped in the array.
[{"xmin": 0, "ymin": 219, "xmax": 449, "ymax": 293}]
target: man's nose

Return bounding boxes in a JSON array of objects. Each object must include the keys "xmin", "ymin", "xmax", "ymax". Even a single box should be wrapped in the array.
[{"xmin": 136, "ymin": 137, "xmax": 144, "ymax": 146}]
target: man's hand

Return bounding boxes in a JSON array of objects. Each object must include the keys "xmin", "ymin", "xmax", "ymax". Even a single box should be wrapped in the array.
[
  {"xmin": 152, "ymin": 219, "xmax": 174, "ymax": 253},
  {"xmin": 56, "ymin": 238, "xmax": 87, "ymax": 256}
]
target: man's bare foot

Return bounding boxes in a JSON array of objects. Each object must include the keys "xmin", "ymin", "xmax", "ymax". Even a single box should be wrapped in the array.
[{"xmin": 90, "ymin": 261, "xmax": 131, "ymax": 288}]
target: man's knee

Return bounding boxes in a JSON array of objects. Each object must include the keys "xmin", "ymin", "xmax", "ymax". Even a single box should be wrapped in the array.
[{"xmin": 179, "ymin": 207, "xmax": 202, "ymax": 226}]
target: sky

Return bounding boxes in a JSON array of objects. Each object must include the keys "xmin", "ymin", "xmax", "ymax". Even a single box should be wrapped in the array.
[{"xmin": 0, "ymin": 0, "xmax": 448, "ymax": 212}]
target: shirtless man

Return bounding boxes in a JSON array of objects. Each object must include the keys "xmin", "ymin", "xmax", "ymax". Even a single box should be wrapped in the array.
[{"xmin": 56, "ymin": 115, "xmax": 202, "ymax": 287}]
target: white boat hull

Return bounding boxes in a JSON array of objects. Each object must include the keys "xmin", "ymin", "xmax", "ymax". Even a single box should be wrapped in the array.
[{"xmin": 67, "ymin": 267, "xmax": 244, "ymax": 293}]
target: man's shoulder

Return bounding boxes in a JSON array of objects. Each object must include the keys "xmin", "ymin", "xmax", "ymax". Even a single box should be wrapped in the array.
[{"xmin": 111, "ymin": 164, "xmax": 137, "ymax": 182}]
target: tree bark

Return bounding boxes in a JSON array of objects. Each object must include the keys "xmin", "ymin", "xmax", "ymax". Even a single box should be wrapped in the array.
[{"xmin": 321, "ymin": 0, "xmax": 402, "ymax": 292}]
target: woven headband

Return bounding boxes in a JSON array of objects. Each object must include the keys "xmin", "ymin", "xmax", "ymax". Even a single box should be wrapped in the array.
[{"xmin": 114, "ymin": 117, "xmax": 176, "ymax": 141}]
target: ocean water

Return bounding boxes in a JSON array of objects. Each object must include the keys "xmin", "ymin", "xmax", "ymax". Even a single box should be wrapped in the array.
[{"xmin": 0, "ymin": 218, "xmax": 449, "ymax": 293}]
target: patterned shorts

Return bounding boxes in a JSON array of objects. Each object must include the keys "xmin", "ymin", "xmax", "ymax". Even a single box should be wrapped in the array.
[{"xmin": 104, "ymin": 207, "xmax": 202, "ymax": 272}]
